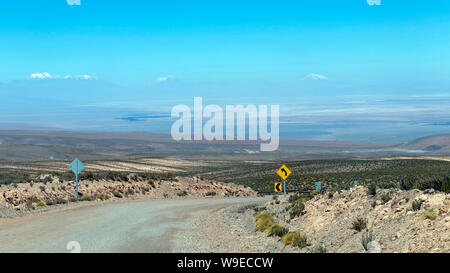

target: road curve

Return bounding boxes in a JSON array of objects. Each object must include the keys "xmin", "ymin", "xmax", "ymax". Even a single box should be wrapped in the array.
[{"xmin": 0, "ymin": 197, "xmax": 267, "ymax": 253}]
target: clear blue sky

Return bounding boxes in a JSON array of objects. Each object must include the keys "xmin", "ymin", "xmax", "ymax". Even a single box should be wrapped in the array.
[
  {"xmin": 1, "ymin": 0, "xmax": 449, "ymax": 87},
  {"xmin": 0, "ymin": 0, "xmax": 449, "ymax": 142}
]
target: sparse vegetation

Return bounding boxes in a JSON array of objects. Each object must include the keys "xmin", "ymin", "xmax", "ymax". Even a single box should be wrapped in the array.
[
  {"xmin": 147, "ymin": 179, "xmax": 155, "ymax": 187},
  {"xmin": 314, "ymin": 245, "xmax": 327, "ymax": 253},
  {"xmin": 79, "ymin": 195, "xmax": 94, "ymax": 201},
  {"xmin": 36, "ymin": 200, "xmax": 46, "ymax": 207},
  {"xmin": 112, "ymin": 191, "xmax": 123, "ymax": 198},
  {"xmin": 371, "ymin": 200, "xmax": 377, "ymax": 208},
  {"xmin": 202, "ymin": 159, "xmax": 450, "ymax": 194},
  {"xmin": 177, "ymin": 190, "xmax": 188, "ymax": 197},
  {"xmin": 310, "ymin": 189, "xmax": 320, "ymax": 196},
  {"xmin": 412, "ymin": 200, "xmax": 424, "ymax": 211},
  {"xmin": 281, "ymin": 231, "xmax": 307, "ymax": 248},
  {"xmin": 267, "ymin": 224, "xmax": 289, "ymax": 237},
  {"xmin": 361, "ymin": 231, "xmax": 373, "ymax": 251},
  {"xmin": 25, "ymin": 200, "xmax": 34, "ymax": 211},
  {"xmin": 205, "ymin": 191, "xmax": 217, "ymax": 196},
  {"xmin": 254, "ymin": 211, "xmax": 274, "ymax": 232},
  {"xmin": 289, "ymin": 203, "xmax": 305, "ymax": 219},
  {"xmin": 289, "ymin": 193, "xmax": 308, "ymax": 204},
  {"xmin": 166, "ymin": 172, "xmax": 177, "ymax": 181},
  {"xmin": 380, "ymin": 192, "xmax": 391, "ymax": 204},
  {"xmin": 423, "ymin": 209, "xmax": 437, "ymax": 220},
  {"xmin": 352, "ymin": 217, "xmax": 368, "ymax": 232},
  {"xmin": 367, "ymin": 184, "xmax": 377, "ymax": 196}
]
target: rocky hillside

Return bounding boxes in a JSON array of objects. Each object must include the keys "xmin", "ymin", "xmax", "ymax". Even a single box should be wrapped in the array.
[
  {"xmin": 0, "ymin": 174, "xmax": 256, "ymax": 218},
  {"xmin": 262, "ymin": 187, "xmax": 449, "ymax": 252},
  {"xmin": 148, "ymin": 186, "xmax": 450, "ymax": 253}
]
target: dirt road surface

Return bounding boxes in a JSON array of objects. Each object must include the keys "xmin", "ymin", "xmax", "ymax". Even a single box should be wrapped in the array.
[{"xmin": 0, "ymin": 197, "xmax": 267, "ymax": 253}]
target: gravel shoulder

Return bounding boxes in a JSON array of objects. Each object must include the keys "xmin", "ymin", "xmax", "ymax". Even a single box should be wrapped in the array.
[{"xmin": 172, "ymin": 201, "xmax": 299, "ymax": 253}]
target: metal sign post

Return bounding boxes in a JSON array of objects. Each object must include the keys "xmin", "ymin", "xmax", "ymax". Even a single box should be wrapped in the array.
[
  {"xmin": 75, "ymin": 173, "xmax": 78, "ymax": 198},
  {"xmin": 276, "ymin": 164, "xmax": 292, "ymax": 199},
  {"xmin": 69, "ymin": 158, "xmax": 85, "ymax": 198}
]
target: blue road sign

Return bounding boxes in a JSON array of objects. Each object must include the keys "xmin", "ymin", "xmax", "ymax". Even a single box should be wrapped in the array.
[
  {"xmin": 315, "ymin": 181, "xmax": 322, "ymax": 190},
  {"xmin": 69, "ymin": 158, "xmax": 84, "ymax": 175},
  {"xmin": 69, "ymin": 158, "xmax": 84, "ymax": 198},
  {"xmin": 353, "ymin": 180, "xmax": 358, "ymax": 186}
]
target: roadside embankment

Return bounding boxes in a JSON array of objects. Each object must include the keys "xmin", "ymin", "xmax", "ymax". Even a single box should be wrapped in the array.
[{"xmin": 0, "ymin": 174, "xmax": 256, "ymax": 218}]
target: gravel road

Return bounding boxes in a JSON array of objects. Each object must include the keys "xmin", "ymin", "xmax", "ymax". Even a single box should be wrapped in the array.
[{"xmin": 0, "ymin": 197, "xmax": 267, "ymax": 253}]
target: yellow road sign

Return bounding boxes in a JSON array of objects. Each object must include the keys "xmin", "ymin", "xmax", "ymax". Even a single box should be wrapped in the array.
[
  {"xmin": 274, "ymin": 182, "xmax": 282, "ymax": 192},
  {"xmin": 276, "ymin": 164, "xmax": 292, "ymax": 180}
]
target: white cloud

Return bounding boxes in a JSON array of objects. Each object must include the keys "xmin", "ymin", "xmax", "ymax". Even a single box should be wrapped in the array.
[
  {"xmin": 303, "ymin": 73, "xmax": 328, "ymax": 80},
  {"xmin": 67, "ymin": 0, "xmax": 81, "ymax": 6},
  {"xmin": 28, "ymin": 73, "xmax": 96, "ymax": 80},
  {"xmin": 75, "ymin": 74, "xmax": 97, "ymax": 80},
  {"xmin": 29, "ymin": 72, "xmax": 52, "ymax": 79},
  {"xmin": 156, "ymin": 75, "xmax": 174, "ymax": 83}
]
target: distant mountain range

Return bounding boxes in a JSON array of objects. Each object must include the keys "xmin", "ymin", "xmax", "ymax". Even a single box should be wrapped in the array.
[
  {"xmin": 397, "ymin": 134, "xmax": 450, "ymax": 154},
  {"xmin": 0, "ymin": 130, "xmax": 448, "ymax": 162}
]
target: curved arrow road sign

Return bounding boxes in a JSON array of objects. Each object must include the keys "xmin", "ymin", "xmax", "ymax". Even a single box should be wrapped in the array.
[
  {"xmin": 276, "ymin": 164, "xmax": 292, "ymax": 180},
  {"xmin": 274, "ymin": 182, "xmax": 282, "ymax": 192}
]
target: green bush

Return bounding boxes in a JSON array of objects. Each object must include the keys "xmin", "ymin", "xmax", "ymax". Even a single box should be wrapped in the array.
[
  {"xmin": 268, "ymin": 224, "xmax": 289, "ymax": 237},
  {"xmin": 371, "ymin": 200, "xmax": 377, "ymax": 208},
  {"xmin": 352, "ymin": 217, "xmax": 368, "ymax": 232},
  {"xmin": 289, "ymin": 193, "xmax": 308, "ymax": 204},
  {"xmin": 289, "ymin": 203, "xmax": 305, "ymax": 219},
  {"xmin": 380, "ymin": 192, "xmax": 391, "ymax": 204},
  {"xmin": 367, "ymin": 184, "xmax": 377, "ymax": 196},
  {"xmin": 281, "ymin": 231, "xmax": 307, "ymax": 248},
  {"xmin": 361, "ymin": 231, "xmax": 373, "ymax": 251},
  {"xmin": 441, "ymin": 177, "xmax": 450, "ymax": 192},
  {"xmin": 147, "ymin": 179, "xmax": 155, "ymax": 187},
  {"xmin": 412, "ymin": 200, "xmax": 424, "ymax": 211},
  {"xmin": 400, "ymin": 177, "xmax": 418, "ymax": 190}
]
